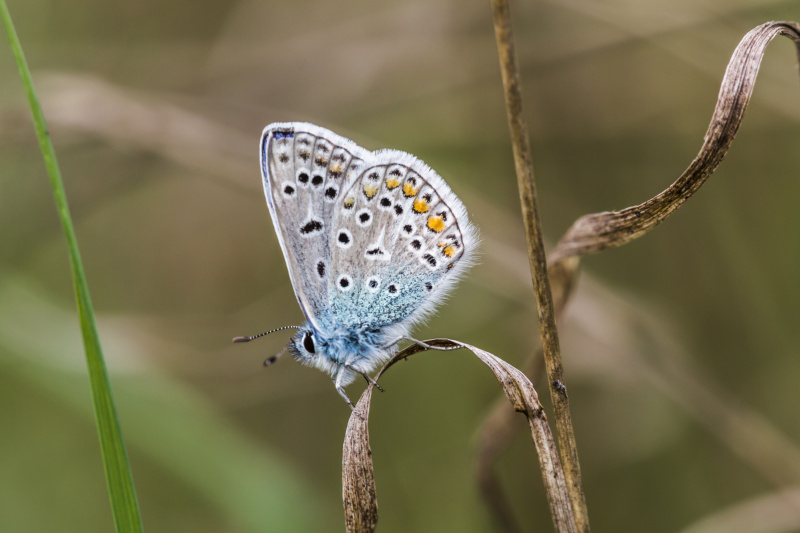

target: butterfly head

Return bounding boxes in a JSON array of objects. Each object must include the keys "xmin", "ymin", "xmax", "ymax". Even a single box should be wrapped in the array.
[{"xmin": 287, "ymin": 325, "xmax": 323, "ymax": 366}]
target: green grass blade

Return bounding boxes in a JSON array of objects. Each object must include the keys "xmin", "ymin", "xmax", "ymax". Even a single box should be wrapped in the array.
[{"xmin": 0, "ymin": 3, "xmax": 144, "ymax": 532}]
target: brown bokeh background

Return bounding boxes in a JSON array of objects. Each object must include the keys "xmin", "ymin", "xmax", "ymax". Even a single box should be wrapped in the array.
[{"xmin": 2, "ymin": 1, "xmax": 800, "ymax": 531}]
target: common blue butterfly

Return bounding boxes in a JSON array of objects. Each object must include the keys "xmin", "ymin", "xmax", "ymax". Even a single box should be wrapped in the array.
[{"xmin": 239, "ymin": 123, "xmax": 477, "ymax": 407}]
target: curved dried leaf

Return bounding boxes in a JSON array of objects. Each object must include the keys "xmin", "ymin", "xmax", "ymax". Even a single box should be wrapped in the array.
[
  {"xmin": 342, "ymin": 386, "xmax": 378, "ymax": 533},
  {"xmin": 549, "ymin": 21, "xmax": 800, "ymax": 264},
  {"xmin": 342, "ymin": 339, "xmax": 577, "ymax": 533}
]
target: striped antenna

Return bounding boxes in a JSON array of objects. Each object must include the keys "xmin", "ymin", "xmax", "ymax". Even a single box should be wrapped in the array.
[{"xmin": 232, "ymin": 325, "xmax": 301, "ymax": 343}]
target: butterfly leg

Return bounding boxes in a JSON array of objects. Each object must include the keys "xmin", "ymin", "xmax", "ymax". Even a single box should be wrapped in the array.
[
  {"xmin": 333, "ymin": 370, "xmax": 356, "ymax": 409},
  {"xmin": 336, "ymin": 386, "xmax": 355, "ymax": 410},
  {"xmin": 334, "ymin": 382, "xmax": 355, "ymax": 409},
  {"xmin": 363, "ymin": 373, "xmax": 385, "ymax": 392},
  {"xmin": 344, "ymin": 364, "xmax": 384, "ymax": 392}
]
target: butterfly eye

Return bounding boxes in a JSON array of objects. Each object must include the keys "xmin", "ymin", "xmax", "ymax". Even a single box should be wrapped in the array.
[{"xmin": 302, "ymin": 331, "xmax": 315, "ymax": 354}]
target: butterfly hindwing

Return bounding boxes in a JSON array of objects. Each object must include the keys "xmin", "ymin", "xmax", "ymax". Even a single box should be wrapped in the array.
[{"xmin": 329, "ymin": 151, "xmax": 475, "ymax": 331}]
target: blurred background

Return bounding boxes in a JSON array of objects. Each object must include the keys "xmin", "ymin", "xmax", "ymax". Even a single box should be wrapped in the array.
[{"xmin": 2, "ymin": 0, "xmax": 800, "ymax": 531}]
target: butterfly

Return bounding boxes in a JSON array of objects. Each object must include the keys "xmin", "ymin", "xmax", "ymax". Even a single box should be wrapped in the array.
[{"xmin": 236, "ymin": 123, "xmax": 477, "ymax": 407}]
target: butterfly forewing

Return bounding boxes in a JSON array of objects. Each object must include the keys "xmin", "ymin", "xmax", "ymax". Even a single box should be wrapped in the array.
[{"xmin": 262, "ymin": 124, "xmax": 370, "ymax": 333}]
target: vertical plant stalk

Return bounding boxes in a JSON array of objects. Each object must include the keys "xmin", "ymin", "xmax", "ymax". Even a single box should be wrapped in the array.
[
  {"xmin": 489, "ymin": 0, "xmax": 589, "ymax": 530},
  {"xmin": 0, "ymin": 3, "xmax": 143, "ymax": 532}
]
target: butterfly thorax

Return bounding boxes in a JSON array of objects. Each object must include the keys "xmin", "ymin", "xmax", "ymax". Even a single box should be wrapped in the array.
[{"xmin": 287, "ymin": 322, "xmax": 401, "ymax": 386}]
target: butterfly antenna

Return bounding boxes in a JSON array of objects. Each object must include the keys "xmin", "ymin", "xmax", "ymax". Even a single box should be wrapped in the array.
[
  {"xmin": 264, "ymin": 345, "xmax": 289, "ymax": 367},
  {"xmin": 232, "ymin": 325, "xmax": 301, "ymax": 343}
]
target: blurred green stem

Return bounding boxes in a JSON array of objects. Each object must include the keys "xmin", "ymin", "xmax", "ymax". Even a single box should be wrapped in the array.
[{"xmin": 0, "ymin": 2, "xmax": 144, "ymax": 532}]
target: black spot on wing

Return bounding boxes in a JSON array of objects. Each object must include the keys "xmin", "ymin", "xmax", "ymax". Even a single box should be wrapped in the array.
[{"xmin": 300, "ymin": 220, "xmax": 323, "ymax": 235}]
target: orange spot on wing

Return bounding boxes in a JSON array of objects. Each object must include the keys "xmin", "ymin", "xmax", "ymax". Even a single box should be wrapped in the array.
[
  {"xmin": 344, "ymin": 197, "xmax": 355, "ymax": 209},
  {"xmin": 414, "ymin": 199, "xmax": 430, "ymax": 214},
  {"xmin": 363, "ymin": 184, "xmax": 378, "ymax": 199},
  {"xmin": 426, "ymin": 215, "xmax": 444, "ymax": 232},
  {"xmin": 442, "ymin": 245, "xmax": 456, "ymax": 257},
  {"xmin": 403, "ymin": 182, "xmax": 418, "ymax": 197},
  {"xmin": 386, "ymin": 178, "xmax": 400, "ymax": 189}
]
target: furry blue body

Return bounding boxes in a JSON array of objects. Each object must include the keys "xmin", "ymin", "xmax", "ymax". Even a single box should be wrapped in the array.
[{"xmin": 288, "ymin": 321, "xmax": 401, "ymax": 389}]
